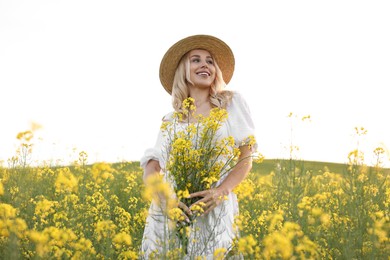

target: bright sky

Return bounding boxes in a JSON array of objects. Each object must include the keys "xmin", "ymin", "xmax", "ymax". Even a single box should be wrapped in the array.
[{"xmin": 1, "ymin": 0, "xmax": 389, "ymax": 167}]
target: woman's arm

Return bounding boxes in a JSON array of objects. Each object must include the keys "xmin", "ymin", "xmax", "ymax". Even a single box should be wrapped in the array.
[
  {"xmin": 216, "ymin": 145, "xmax": 253, "ymax": 195},
  {"xmin": 189, "ymin": 145, "xmax": 253, "ymax": 215},
  {"xmin": 144, "ymin": 158, "xmax": 193, "ymax": 219},
  {"xmin": 143, "ymin": 159, "xmax": 161, "ymax": 183}
]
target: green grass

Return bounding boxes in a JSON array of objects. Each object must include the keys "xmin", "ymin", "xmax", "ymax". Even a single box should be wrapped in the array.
[
  {"xmin": 252, "ymin": 158, "xmax": 390, "ymax": 176},
  {"xmin": 1, "ymin": 158, "xmax": 389, "ymax": 259}
]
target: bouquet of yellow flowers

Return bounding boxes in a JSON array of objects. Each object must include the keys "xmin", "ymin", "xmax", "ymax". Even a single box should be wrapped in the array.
[{"xmin": 161, "ymin": 97, "xmax": 255, "ymax": 252}]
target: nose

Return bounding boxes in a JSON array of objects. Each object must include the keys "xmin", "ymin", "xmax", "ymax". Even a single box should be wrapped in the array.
[{"xmin": 201, "ymin": 61, "xmax": 208, "ymax": 68}]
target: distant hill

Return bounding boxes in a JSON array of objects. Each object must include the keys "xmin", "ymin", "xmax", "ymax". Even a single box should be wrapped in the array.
[{"xmin": 251, "ymin": 159, "xmax": 390, "ymax": 175}]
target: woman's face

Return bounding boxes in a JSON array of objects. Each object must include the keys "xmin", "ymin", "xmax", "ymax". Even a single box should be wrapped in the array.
[{"xmin": 188, "ymin": 49, "xmax": 216, "ymax": 89}]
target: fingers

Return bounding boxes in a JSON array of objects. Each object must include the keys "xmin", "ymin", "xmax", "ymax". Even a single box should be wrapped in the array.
[
  {"xmin": 195, "ymin": 200, "xmax": 217, "ymax": 216},
  {"xmin": 188, "ymin": 190, "xmax": 207, "ymax": 198},
  {"xmin": 203, "ymin": 205, "xmax": 216, "ymax": 215},
  {"xmin": 189, "ymin": 188, "xmax": 216, "ymax": 199},
  {"xmin": 178, "ymin": 201, "xmax": 193, "ymax": 218},
  {"xmin": 189, "ymin": 189, "xmax": 223, "ymax": 216}
]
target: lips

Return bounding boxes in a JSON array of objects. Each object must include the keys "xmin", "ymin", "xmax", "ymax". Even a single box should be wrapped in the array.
[{"xmin": 196, "ymin": 71, "xmax": 210, "ymax": 76}]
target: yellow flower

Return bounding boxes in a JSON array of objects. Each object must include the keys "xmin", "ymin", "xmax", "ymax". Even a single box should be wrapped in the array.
[
  {"xmin": 95, "ymin": 220, "xmax": 117, "ymax": 241},
  {"xmin": 143, "ymin": 174, "xmax": 176, "ymax": 211},
  {"xmin": 237, "ymin": 235, "xmax": 257, "ymax": 256},
  {"xmin": 213, "ymin": 248, "xmax": 227, "ymax": 260},
  {"xmin": 16, "ymin": 130, "xmax": 33, "ymax": 142},
  {"xmin": 35, "ymin": 199, "xmax": 56, "ymax": 219},
  {"xmin": 168, "ymin": 207, "xmax": 185, "ymax": 222},
  {"xmin": 28, "ymin": 230, "xmax": 50, "ymax": 257},
  {"xmin": 0, "ymin": 203, "xmax": 16, "ymax": 219},
  {"xmin": 182, "ymin": 97, "xmax": 196, "ymax": 111},
  {"xmin": 311, "ymin": 207, "xmax": 323, "ymax": 217},
  {"xmin": 160, "ymin": 121, "xmax": 170, "ymax": 131},
  {"xmin": 190, "ymin": 202, "xmax": 205, "ymax": 216},
  {"xmin": 254, "ymin": 152, "xmax": 265, "ymax": 163},
  {"xmin": 118, "ymin": 250, "xmax": 138, "ymax": 259},
  {"xmin": 263, "ymin": 232, "xmax": 293, "ymax": 259},
  {"xmin": 55, "ymin": 168, "xmax": 78, "ymax": 193},
  {"xmin": 72, "ymin": 237, "xmax": 96, "ymax": 258},
  {"xmin": 241, "ymin": 135, "xmax": 257, "ymax": 149},
  {"xmin": 161, "ymin": 101, "xmax": 257, "ymax": 253},
  {"xmin": 114, "ymin": 206, "xmax": 132, "ymax": 233},
  {"xmin": 177, "ymin": 189, "xmax": 190, "ymax": 200},
  {"xmin": 113, "ymin": 231, "xmax": 132, "ymax": 249},
  {"xmin": 357, "ymin": 173, "xmax": 368, "ymax": 182},
  {"xmin": 320, "ymin": 213, "xmax": 331, "ymax": 227},
  {"xmin": 28, "ymin": 227, "xmax": 79, "ymax": 258},
  {"xmin": 234, "ymin": 179, "xmax": 254, "ymax": 200},
  {"xmin": 91, "ymin": 162, "xmax": 115, "ymax": 184},
  {"xmin": 201, "ymin": 176, "xmax": 219, "ymax": 189}
]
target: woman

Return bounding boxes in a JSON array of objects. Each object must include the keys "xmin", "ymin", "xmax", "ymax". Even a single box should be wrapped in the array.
[{"xmin": 140, "ymin": 34, "xmax": 257, "ymax": 259}]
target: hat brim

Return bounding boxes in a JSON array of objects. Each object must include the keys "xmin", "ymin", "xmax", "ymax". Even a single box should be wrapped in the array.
[{"xmin": 159, "ymin": 35, "xmax": 235, "ymax": 95}]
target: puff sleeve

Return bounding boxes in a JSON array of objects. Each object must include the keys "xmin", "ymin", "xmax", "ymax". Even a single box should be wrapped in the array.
[
  {"xmin": 226, "ymin": 92, "xmax": 258, "ymax": 152},
  {"xmin": 139, "ymin": 112, "xmax": 173, "ymax": 171},
  {"xmin": 139, "ymin": 129, "xmax": 164, "ymax": 170}
]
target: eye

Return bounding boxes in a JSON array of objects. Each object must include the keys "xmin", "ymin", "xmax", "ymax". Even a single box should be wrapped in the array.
[
  {"xmin": 191, "ymin": 58, "xmax": 200, "ymax": 63},
  {"xmin": 207, "ymin": 59, "xmax": 214, "ymax": 65}
]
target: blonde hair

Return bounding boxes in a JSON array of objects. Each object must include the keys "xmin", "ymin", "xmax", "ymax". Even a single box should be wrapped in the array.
[{"xmin": 171, "ymin": 50, "xmax": 233, "ymax": 113}]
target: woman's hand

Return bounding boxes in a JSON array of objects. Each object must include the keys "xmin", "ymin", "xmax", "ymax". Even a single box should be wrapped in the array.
[
  {"xmin": 177, "ymin": 201, "xmax": 193, "ymax": 223},
  {"xmin": 188, "ymin": 188, "xmax": 227, "ymax": 216},
  {"xmin": 188, "ymin": 145, "xmax": 253, "ymax": 216}
]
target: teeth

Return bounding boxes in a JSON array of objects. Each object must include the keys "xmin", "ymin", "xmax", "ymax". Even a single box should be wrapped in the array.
[{"xmin": 198, "ymin": 72, "xmax": 209, "ymax": 76}]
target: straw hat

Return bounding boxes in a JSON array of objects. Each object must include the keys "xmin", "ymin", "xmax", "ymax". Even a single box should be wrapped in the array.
[{"xmin": 159, "ymin": 34, "xmax": 235, "ymax": 94}]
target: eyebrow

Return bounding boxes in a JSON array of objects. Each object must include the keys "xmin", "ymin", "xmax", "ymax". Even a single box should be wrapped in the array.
[{"xmin": 190, "ymin": 54, "xmax": 213, "ymax": 59}]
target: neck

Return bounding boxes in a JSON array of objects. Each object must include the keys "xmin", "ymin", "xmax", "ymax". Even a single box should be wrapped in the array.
[{"xmin": 189, "ymin": 88, "xmax": 210, "ymax": 107}]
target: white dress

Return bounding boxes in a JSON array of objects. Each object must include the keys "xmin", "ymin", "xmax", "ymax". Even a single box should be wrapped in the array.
[{"xmin": 139, "ymin": 92, "xmax": 257, "ymax": 259}]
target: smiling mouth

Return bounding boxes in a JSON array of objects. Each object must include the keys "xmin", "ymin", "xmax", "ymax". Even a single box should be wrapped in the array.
[{"xmin": 197, "ymin": 72, "xmax": 210, "ymax": 76}]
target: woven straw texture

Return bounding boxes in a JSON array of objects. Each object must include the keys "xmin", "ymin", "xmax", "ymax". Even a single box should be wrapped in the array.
[{"xmin": 159, "ymin": 35, "xmax": 235, "ymax": 94}]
